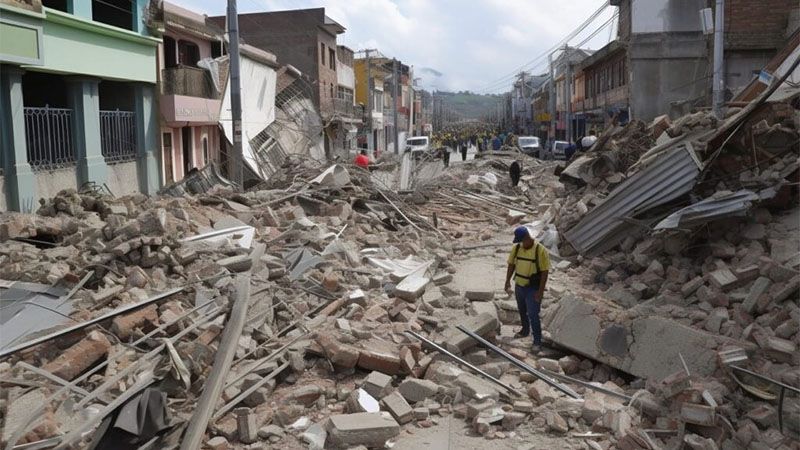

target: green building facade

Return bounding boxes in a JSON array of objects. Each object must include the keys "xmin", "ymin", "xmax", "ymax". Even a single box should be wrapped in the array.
[{"xmin": 0, "ymin": 0, "xmax": 161, "ymax": 211}]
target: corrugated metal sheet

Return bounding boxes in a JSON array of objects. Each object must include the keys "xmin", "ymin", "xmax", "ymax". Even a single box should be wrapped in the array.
[
  {"xmin": 564, "ymin": 143, "xmax": 703, "ymax": 255},
  {"xmin": 654, "ymin": 188, "xmax": 774, "ymax": 230}
]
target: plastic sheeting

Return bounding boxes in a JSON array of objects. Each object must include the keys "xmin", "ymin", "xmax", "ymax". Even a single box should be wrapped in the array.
[
  {"xmin": 365, "ymin": 255, "xmax": 434, "ymax": 281},
  {"xmin": 220, "ymin": 55, "xmax": 277, "ymax": 178},
  {"xmin": 310, "ymin": 165, "xmax": 351, "ymax": 187}
]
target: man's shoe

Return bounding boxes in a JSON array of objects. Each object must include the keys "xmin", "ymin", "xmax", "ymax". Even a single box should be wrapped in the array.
[
  {"xmin": 532, "ymin": 345, "xmax": 543, "ymax": 355},
  {"xmin": 514, "ymin": 330, "xmax": 530, "ymax": 339}
]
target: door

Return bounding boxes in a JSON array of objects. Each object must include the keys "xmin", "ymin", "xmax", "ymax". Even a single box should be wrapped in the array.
[
  {"xmin": 181, "ymin": 126, "xmax": 192, "ymax": 176},
  {"xmin": 162, "ymin": 132, "xmax": 174, "ymax": 184}
]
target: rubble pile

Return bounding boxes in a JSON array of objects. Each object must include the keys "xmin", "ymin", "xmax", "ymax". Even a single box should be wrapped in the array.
[
  {"xmin": 0, "ymin": 96, "xmax": 797, "ymax": 450},
  {"xmin": 539, "ymin": 92, "xmax": 800, "ymax": 447}
]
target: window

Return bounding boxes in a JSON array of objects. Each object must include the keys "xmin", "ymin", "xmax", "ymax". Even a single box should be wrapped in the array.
[
  {"xmin": 211, "ymin": 41, "xmax": 223, "ymax": 59},
  {"xmin": 320, "ymin": 43, "xmax": 326, "ymax": 66},
  {"xmin": 178, "ymin": 40, "xmax": 200, "ymax": 67},
  {"xmin": 92, "ymin": 0, "xmax": 134, "ymax": 31},
  {"xmin": 329, "ymin": 48, "xmax": 336, "ymax": 70},
  {"xmin": 337, "ymin": 86, "xmax": 354, "ymax": 104},
  {"xmin": 202, "ymin": 136, "xmax": 209, "ymax": 165},
  {"xmin": 330, "ymin": 83, "xmax": 334, "ymax": 99},
  {"xmin": 42, "ymin": 0, "xmax": 68, "ymax": 12},
  {"xmin": 164, "ymin": 36, "xmax": 177, "ymax": 68}
]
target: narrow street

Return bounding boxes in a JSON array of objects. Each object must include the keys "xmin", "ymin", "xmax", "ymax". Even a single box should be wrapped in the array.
[{"xmin": 0, "ymin": 0, "xmax": 798, "ymax": 449}]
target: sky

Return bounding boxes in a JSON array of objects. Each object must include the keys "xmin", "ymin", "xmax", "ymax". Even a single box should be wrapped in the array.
[{"xmin": 171, "ymin": 0, "xmax": 617, "ymax": 93}]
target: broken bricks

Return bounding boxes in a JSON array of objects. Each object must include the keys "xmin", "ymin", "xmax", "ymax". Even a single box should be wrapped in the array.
[{"xmin": 42, "ymin": 330, "xmax": 111, "ymax": 381}]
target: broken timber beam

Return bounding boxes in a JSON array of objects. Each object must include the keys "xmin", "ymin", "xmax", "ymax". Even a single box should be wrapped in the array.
[{"xmin": 180, "ymin": 275, "xmax": 251, "ymax": 450}]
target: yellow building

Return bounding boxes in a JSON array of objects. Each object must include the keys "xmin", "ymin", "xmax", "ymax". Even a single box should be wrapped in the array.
[{"xmin": 354, "ymin": 58, "xmax": 390, "ymax": 106}]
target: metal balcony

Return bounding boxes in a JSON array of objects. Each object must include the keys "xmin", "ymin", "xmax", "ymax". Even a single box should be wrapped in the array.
[{"xmin": 161, "ymin": 66, "xmax": 219, "ymax": 99}]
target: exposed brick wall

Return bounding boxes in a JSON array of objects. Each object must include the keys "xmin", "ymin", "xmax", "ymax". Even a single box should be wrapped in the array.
[
  {"xmin": 209, "ymin": 8, "xmax": 340, "ymax": 115},
  {"xmin": 725, "ymin": 0, "xmax": 795, "ymax": 50}
]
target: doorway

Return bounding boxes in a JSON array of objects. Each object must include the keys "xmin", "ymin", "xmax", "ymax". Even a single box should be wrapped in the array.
[
  {"xmin": 162, "ymin": 132, "xmax": 174, "ymax": 184},
  {"xmin": 181, "ymin": 126, "xmax": 192, "ymax": 176}
]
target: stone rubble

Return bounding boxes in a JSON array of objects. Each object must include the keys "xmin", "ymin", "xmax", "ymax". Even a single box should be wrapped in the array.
[{"xmin": 0, "ymin": 95, "xmax": 798, "ymax": 449}]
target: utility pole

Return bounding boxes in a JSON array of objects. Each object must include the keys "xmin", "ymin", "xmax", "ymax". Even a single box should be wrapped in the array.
[
  {"xmin": 548, "ymin": 51, "xmax": 556, "ymax": 147},
  {"xmin": 392, "ymin": 58, "xmax": 399, "ymax": 154},
  {"xmin": 566, "ymin": 53, "xmax": 572, "ymax": 143},
  {"xmin": 365, "ymin": 49, "xmax": 373, "ymax": 152},
  {"xmin": 712, "ymin": 0, "xmax": 725, "ymax": 118},
  {"xmin": 227, "ymin": 0, "xmax": 243, "ymax": 186}
]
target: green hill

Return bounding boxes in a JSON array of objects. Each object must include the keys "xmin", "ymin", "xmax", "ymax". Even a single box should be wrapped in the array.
[{"xmin": 437, "ymin": 91, "xmax": 502, "ymax": 121}]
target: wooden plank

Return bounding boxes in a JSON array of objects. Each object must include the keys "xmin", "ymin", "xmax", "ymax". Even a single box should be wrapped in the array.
[{"xmin": 179, "ymin": 275, "xmax": 252, "ymax": 450}]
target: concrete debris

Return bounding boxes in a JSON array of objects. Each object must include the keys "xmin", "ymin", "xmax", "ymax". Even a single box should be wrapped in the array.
[
  {"xmin": 1, "ymin": 98, "xmax": 797, "ymax": 449},
  {"xmin": 326, "ymin": 412, "xmax": 400, "ymax": 448}
]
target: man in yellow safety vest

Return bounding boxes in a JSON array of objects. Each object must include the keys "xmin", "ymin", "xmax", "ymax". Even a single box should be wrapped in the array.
[{"xmin": 504, "ymin": 226, "xmax": 550, "ymax": 354}]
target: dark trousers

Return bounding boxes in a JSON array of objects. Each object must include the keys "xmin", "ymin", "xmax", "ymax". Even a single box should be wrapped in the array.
[
  {"xmin": 460, "ymin": 146, "xmax": 467, "ymax": 161},
  {"xmin": 442, "ymin": 150, "xmax": 450, "ymax": 167},
  {"xmin": 515, "ymin": 284, "xmax": 542, "ymax": 345}
]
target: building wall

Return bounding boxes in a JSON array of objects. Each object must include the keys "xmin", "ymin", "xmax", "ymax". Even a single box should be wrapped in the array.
[
  {"xmin": 0, "ymin": 175, "xmax": 7, "ymax": 211},
  {"xmin": 107, "ymin": 161, "xmax": 140, "ymax": 196},
  {"xmin": 160, "ymin": 28, "xmax": 214, "ymax": 70},
  {"xmin": 40, "ymin": 9, "xmax": 159, "ymax": 82},
  {"xmin": 725, "ymin": 0, "xmax": 796, "ymax": 51},
  {"xmin": 211, "ymin": 9, "xmax": 327, "ymax": 108},
  {"xmin": 723, "ymin": 0, "xmax": 798, "ymax": 92},
  {"xmin": 34, "ymin": 168, "xmax": 78, "ymax": 200},
  {"xmin": 337, "ymin": 61, "xmax": 355, "ymax": 89},
  {"xmin": 631, "ymin": 0, "xmax": 703, "ymax": 33},
  {"xmin": 629, "ymin": 32, "xmax": 708, "ymax": 121},
  {"xmin": 317, "ymin": 33, "xmax": 338, "ymax": 118},
  {"xmin": 1, "ymin": 2, "xmax": 162, "ymax": 210},
  {"xmin": 161, "ymin": 124, "xmax": 220, "ymax": 183}
]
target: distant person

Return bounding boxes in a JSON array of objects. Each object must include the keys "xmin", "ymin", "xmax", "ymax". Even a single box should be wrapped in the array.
[
  {"xmin": 492, "ymin": 135, "xmax": 502, "ymax": 151},
  {"xmin": 441, "ymin": 145, "xmax": 451, "ymax": 168},
  {"xmin": 564, "ymin": 142, "xmax": 577, "ymax": 160},
  {"xmin": 354, "ymin": 149, "xmax": 370, "ymax": 169},
  {"xmin": 460, "ymin": 140, "xmax": 468, "ymax": 161},
  {"xmin": 509, "ymin": 160, "xmax": 521, "ymax": 187}
]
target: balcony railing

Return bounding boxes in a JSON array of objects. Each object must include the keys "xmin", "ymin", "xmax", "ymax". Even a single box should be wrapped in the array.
[
  {"xmin": 333, "ymin": 97, "xmax": 358, "ymax": 119},
  {"xmin": 161, "ymin": 66, "xmax": 219, "ymax": 99},
  {"xmin": 100, "ymin": 109, "xmax": 137, "ymax": 164},
  {"xmin": 24, "ymin": 106, "xmax": 75, "ymax": 171}
]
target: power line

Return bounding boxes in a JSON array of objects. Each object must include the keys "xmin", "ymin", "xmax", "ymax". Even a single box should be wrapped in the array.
[
  {"xmin": 481, "ymin": 10, "xmax": 618, "ymax": 95},
  {"xmin": 475, "ymin": 1, "xmax": 611, "ymax": 94}
]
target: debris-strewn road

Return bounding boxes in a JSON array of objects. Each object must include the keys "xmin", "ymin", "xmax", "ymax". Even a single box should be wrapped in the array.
[{"xmin": 1, "ymin": 97, "xmax": 798, "ymax": 450}]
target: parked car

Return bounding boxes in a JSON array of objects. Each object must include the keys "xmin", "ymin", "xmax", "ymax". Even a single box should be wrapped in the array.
[
  {"xmin": 517, "ymin": 136, "xmax": 542, "ymax": 157},
  {"xmin": 551, "ymin": 140, "xmax": 570, "ymax": 160},
  {"xmin": 405, "ymin": 136, "xmax": 431, "ymax": 158}
]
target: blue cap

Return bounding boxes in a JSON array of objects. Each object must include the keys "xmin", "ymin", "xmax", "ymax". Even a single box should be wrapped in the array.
[{"xmin": 513, "ymin": 226, "xmax": 530, "ymax": 243}]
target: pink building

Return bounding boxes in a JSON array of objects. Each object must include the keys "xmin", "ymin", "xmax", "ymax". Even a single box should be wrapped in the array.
[{"xmin": 158, "ymin": 2, "xmax": 226, "ymax": 184}]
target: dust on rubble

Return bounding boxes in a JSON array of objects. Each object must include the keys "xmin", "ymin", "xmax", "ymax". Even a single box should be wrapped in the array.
[{"xmin": 1, "ymin": 94, "xmax": 799, "ymax": 449}]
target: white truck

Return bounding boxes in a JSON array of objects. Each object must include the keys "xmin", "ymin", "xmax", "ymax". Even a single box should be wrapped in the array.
[{"xmin": 405, "ymin": 136, "xmax": 431, "ymax": 158}]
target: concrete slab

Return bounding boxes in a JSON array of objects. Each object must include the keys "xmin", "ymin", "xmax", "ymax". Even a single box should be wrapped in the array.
[
  {"xmin": 439, "ymin": 313, "xmax": 499, "ymax": 354},
  {"xmin": 545, "ymin": 294, "xmax": 740, "ymax": 380}
]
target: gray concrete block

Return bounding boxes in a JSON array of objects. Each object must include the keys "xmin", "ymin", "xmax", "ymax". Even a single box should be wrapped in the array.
[{"xmin": 326, "ymin": 412, "xmax": 400, "ymax": 448}]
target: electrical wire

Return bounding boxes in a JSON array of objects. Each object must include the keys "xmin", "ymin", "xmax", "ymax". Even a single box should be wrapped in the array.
[
  {"xmin": 482, "ymin": 11, "xmax": 619, "ymax": 95},
  {"xmin": 475, "ymin": 1, "xmax": 611, "ymax": 93}
]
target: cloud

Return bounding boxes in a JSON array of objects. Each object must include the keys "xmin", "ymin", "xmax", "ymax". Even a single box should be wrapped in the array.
[{"xmin": 169, "ymin": 0, "xmax": 615, "ymax": 93}]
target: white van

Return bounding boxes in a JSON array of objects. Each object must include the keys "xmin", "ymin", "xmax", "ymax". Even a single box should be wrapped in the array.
[{"xmin": 405, "ymin": 136, "xmax": 430, "ymax": 157}]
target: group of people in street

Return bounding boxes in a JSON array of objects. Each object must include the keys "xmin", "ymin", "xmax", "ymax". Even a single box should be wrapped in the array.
[{"xmin": 431, "ymin": 124, "xmax": 519, "ymax": 168}]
